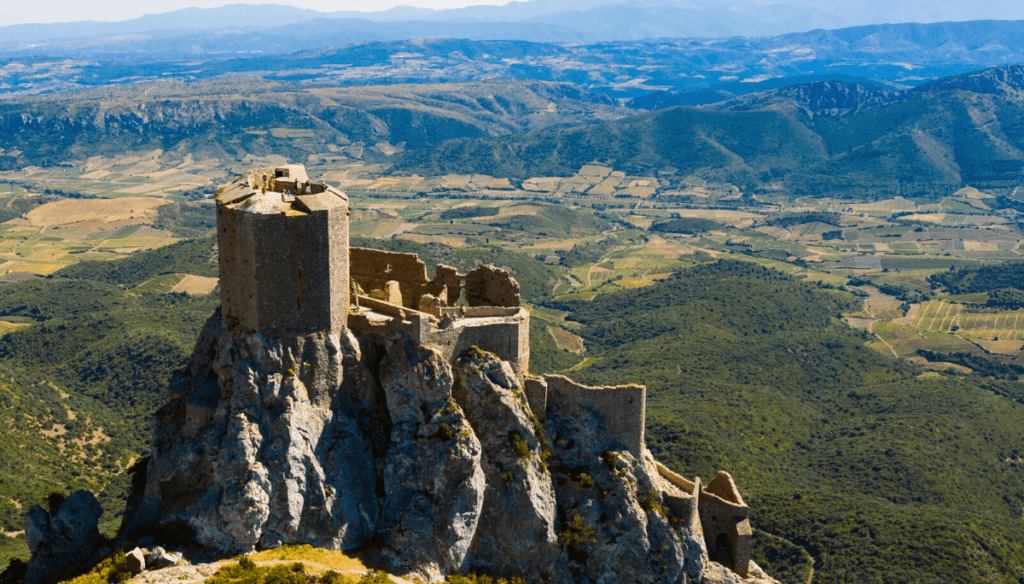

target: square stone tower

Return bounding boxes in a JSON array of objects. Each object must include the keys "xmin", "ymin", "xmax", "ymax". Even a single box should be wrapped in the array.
[{"xmin": 216, "ymin": 164, "xmax": 349, "ymax": 336}]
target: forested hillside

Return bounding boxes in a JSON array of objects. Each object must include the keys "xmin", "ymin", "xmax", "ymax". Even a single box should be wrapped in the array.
[
  {"xmin": 394, "ymin": 66, "xmax": 1024, "ymax": 200},
  {"xmin": 549, "ymin": 260, "xmax": 1024, "ymax": 583}
]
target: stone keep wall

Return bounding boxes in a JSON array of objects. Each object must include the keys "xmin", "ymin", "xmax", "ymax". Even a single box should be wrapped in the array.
[
  {"xmin": 217, "ymin": 174, "xmax": 349, "ymax": 336},
  {"xmin": 538, "ymin": 375, "xmax": 646, "ymax": 457},
  {"xmin": 698, "ymin": 471, "xmax": 752, "ymax": 578}
]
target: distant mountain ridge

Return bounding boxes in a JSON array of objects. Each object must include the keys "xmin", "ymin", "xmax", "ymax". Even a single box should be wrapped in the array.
[
  {"xmin": 707, "ymin": 80, "xmax": 905, "ymax": 118},
  {"xmin": 916, "ymin": 65, "xmax": 1024, "ymax": 101},
  {"xmin": 5, "ymin": 20, "xmax": 1024, "ymax": 100},
  {"xmin": 393, "ymin": 65, "xmax": 1024, "ymax": 201},
  {"xmin": 710, "ymin": 65, "xmax": 1024, "ymax": 118},
  {"xmin": 0, "ymin": 79, "xmax": 628, "ymax": 169},
  {"xmin": 8, "ymin": 0, "xmax": 1024, "ymax": 46}
]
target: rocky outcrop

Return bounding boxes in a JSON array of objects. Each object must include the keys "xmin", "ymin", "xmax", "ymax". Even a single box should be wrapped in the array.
[
  {"xmin": 542, "ymin": 385, "xmax": 708, "ymax": 584},
  {"xmin": 117, "ymin": 307, "xmax": 764, "ymax": 584},
  {"xmin": 24, "ymin": 490, "xmax": 104, "ymax": 584},
  {"xmin": 122, "ymin": 310, "xmax": 379, "ymax": 554},
  {"xmin": 702, "ymin": 561, "xmax": 779, "ymax": 584},
  {"xmin": 377, "ymin": 336, "xmax": 486, "ymax": 582},
  {"xmin": 452, "ymin": 349, "xmax": 565, "ymax": 582}
]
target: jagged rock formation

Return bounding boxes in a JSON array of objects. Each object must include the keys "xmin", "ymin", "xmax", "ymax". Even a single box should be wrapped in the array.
[
  {"xmin": 24, "ymin": 490, "xmax": 104, "ymax": 584},
  {"xmin": 376, "ymin": 337, "xmax": 485, "ymax": 581},
  {"xmin": 122, "ymin": 315, "xmax": 765, "ymax": 584},
  {"xmin": 122, "ymin": 310, "xmax": 377, "ymax": 552}
]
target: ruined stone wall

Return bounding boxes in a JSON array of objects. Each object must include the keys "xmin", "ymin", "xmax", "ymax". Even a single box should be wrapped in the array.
[
  {"xmin": 465, "ymin": 264, "xmax": 521, "ymax": 307},
  {"xmin": 432, "ymin": 310, "xmax": 530, "ymax": 380},
  {"xmin": 348, "ymin": 300, "xmax": 530, "ymax": 380},
  {"xmin": 350, "ymin": 248, "xmax": 443, "ymax": 309},
  {"xmin": 218, "ymin": 202, "xmax": 348, "ymax": 335},
  {"xmin": 541, "ymin": 375, "xmax": 646, "ymax": 457},
  {"xmin": 523, "ymin": 377, "xmax": 548, "ymax": 422},
  {"xmin": 655, "ymin": 462, "xmax": 700, "ymax": 529},
  {"xmin": 698, "ymin": 471, "xmax": 751, "ymax": 578}
]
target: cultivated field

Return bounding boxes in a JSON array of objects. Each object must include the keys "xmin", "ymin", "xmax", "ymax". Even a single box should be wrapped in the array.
[
  {"xmin": 171, "ymin": 275, "xmax": 219, "ymax": 295},
  {"xmin": 549, "ymin": 326, "xmax": 586, "ymax": 354}
]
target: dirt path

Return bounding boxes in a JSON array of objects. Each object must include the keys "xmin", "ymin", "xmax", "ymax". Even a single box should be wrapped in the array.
[
  {"xmin": 865, "ymin": 303, "xmax": 899, "ymax": 358},
  {"xmin": 868, "ymin": 322, "xmax": 900, "ymax": 358}
]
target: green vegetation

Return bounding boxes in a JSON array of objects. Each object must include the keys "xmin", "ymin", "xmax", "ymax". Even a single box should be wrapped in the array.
[
  {"xmin": 207, "ymin": 557, "xmax": 391, "ymax": 584},
  {"xmin": 58, "ymin": 551, "xmax": 134, "ymax": 584},
  {"xmin": 558, "ymin": 515, "xmax": 597, "ymax": 547},
  {"xmin": 930, "ymin": 263, "xmax": 1024, "ymax": 294},
  {"xmin": 558, "ymin": 238, "xmax": 619, "ymax": 269},
  {"xmin": 917, "ymin": 350, "xmax": 1024, "ymax": 380},
  {"xmin": 767, "ymin": 212, "xmax": 841, "ymax": 228},
  {"xmin": 0, "ymin": 241, "xmax": 221, "ymax": 566},
  {"xmin": 154, "ymin": 201, "xmax": 217, "ymax": 238},
  {"xmin": 439, "ymin": 207, "xmax": 500, "ymax": 220},
  {"xmin": 649, "ymin": 218, "xmax": 722, "ymax": 234},
  {"xmin": 750, "ymin": 529, "xmax": 813, "ymax": 584},
  {"xmin": 987, "ymin": 287, "xmax": 1024, "ymax": 310},
  {"xmin": 527, "ymin": 317, "xmax": 584, "ymax": 374},
  {"xmin": 51, "ymin": 237, "xmax": 218, "ymax": 287}
]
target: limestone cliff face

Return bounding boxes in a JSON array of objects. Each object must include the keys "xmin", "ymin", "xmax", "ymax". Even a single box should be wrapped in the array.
[
  {"xmin": 119, "ymin": 310, "xmax": 777, "ymax": 584},
  {"xmin": 124, "ymin": 310, "xmax": 378, "ymax": 552}
]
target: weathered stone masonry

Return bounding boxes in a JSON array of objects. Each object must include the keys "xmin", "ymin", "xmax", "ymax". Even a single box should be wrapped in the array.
[{"xmin": 217, "ymin": 164, "xmax": 349, "ymax": 335}]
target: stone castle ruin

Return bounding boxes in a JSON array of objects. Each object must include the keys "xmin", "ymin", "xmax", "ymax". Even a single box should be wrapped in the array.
[{"xmin": 25, "ymin": 164, "xmax": 773, "ymax": 584}]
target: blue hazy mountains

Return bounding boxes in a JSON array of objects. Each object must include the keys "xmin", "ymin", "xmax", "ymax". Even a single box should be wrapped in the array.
[
  {"xmin": 5, "ymin": 19, "xmax": 1024, "ymax": 100},
  {"xmin": 6, "ymin": 0, "xmax": 1024, "ymax": 51}
]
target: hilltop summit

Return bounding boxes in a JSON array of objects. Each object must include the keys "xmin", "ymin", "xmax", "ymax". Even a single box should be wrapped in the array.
[{"xmin": 23, "ymin": 164, "xmax": 778, "ymax": 584}]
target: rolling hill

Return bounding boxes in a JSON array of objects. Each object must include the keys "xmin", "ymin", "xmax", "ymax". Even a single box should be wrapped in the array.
[
  {"xmin": 0, "ymin": 79, "xmax": 627, "ymax": 170},
  {"xmin": 393, "ymin": 65, "xmax": 1024, "ymax": 200}
]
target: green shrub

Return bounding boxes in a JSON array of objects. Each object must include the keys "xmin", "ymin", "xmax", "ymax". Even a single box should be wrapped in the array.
[
  {"xmin": 510, "ymin": 433, "xmax": 531, "ymax": 459},
  {"xmin": 438, "ymin": 423, "xmax": 454, "ymax": 440},
  {"xmin": 558, "ymin": 515, "xmax": 597, "ymax": 547},
  {"xmin": 639, "ymin": 490, "xmax": 666, "ymax": 516}
]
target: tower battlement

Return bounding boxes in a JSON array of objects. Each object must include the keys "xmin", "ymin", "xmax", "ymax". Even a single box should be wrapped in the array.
[{"xmin": 216, "ymin": 164, "xmax": 350, "ymax": 336}]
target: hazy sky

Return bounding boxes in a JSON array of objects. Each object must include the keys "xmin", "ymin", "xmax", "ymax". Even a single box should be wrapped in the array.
[{"xmin": 2, "ymin": 0, "xmax": 510, "ymax": 26}]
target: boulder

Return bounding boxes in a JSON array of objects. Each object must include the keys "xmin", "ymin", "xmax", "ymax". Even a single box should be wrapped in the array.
[
  {"xmin": 124, "ymin": 548, "xmax": 146, "ymax": 575},
  {"xmin": 151, "ymin": 550, "xmax": 183, "ymax": 569}
]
